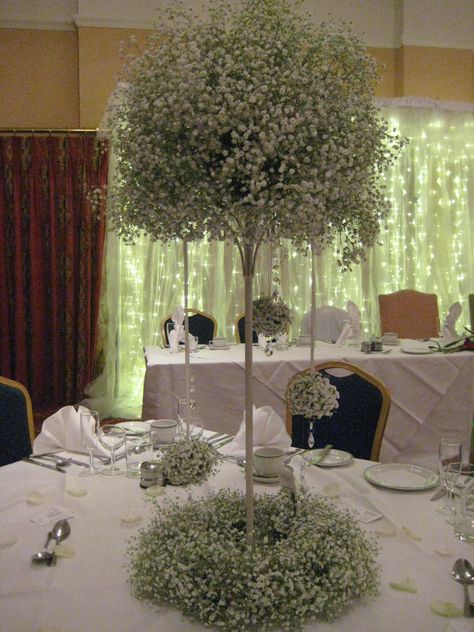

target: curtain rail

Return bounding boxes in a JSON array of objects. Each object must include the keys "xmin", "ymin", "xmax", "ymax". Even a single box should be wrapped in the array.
[{"xmin": 0, "ymin": 128, "xmax": 98, "ymax": 135}]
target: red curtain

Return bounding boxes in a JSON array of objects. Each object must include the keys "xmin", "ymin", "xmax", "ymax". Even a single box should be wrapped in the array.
[{"xmin": 0, "ymin": 134, "xmax": 108, "ymax": 419}]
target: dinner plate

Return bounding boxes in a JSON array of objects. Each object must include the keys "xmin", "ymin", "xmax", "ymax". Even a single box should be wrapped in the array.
[
  {"xmin": 400, "ymin": 345, "xmax": 433, "ymax": 355},
  {"xmin": 303, "ymin": 449, "xmax": 353, "ymax": 467},
  {"xmin": 115, "ymin": 421, "xmax": 151, "ymax": 435},
  {"xmin": 364, "ymin": 463, "xmax": 439, "ymax": 491}
]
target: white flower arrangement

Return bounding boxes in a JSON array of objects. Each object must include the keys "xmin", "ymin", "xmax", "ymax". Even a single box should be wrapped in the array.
[
  {"xmin": 286, "ymin": 370, "xmax": 340, "ymax": 419},
  {"xmin": 127, "ymin": 489, "xmax": 379, "ymax": 630},
  {"xmin": 160, "ymin": 438, "xmax": 221, "ymax": 486},
  {"xmin": 253, "ymin": 295, "xmax": 292, "ymax": 337}
]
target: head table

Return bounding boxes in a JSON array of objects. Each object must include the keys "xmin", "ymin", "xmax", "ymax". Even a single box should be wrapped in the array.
[
  {"xmin": 143, "ymin": 342, "xmax": 474, "ymax": 470},
  {"xmin": 1, "ymin": 447, "xmax": 473, "ymax": 632}
]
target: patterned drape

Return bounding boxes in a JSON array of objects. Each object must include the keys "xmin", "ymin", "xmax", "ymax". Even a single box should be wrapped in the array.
[{"xmin": 0, "ymin": 134, "xmax": 108, "ymax": 421}]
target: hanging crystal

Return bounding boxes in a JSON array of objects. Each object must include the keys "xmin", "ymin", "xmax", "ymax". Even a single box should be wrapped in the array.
[{"xmin": 307, "ymin": 420, "xmax": 315, "ymax": 448}]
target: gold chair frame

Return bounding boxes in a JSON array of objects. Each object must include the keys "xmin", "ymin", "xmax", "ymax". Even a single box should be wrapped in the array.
[
  {"xmin": 0, "ymin": 375, "xmax": 35, "ymax": 445},
  {"xmin": 285, "ymin": 361, "xmax": 391, "ymax": 461},
  {"xmin": 161, "ymin": 308, "xmax": 218, "ymax": 347}
]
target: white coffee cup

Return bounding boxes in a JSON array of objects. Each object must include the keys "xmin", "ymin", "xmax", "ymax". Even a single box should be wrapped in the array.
[
  {"xmin": 150, "ymin": 419, "xmax": 178, "ymax": 446},
  {"xmin": 382, "ymin": 332, "xmax": 398, "ymax": 345},
  {"xmin": 209, "ymin": 337, "xmax": 227, "ymax": 348},
  {"xmin": 253, "ymin": 447, "xmax": 284, "ymax": 478}
]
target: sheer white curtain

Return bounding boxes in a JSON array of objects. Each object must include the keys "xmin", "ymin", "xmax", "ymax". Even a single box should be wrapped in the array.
[{"xmin": 84, "ymin": 99, "xmax": 474, "ymax": 418}]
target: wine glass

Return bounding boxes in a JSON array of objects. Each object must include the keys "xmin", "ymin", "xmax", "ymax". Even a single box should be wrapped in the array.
[
  {"xmin": 98, "ymin": 424, "xmax": 126, "ymax": 477},
  {"xmin": 79, "ymin": 410, "xmax": 100, "ymax": 477},
  {"xmin": 177, "ymin": 398, "xmax": 203, "ymax": 440},
  {"xmin": 437, "ymin": 438, "xmax": 463, "ymax": 515}
]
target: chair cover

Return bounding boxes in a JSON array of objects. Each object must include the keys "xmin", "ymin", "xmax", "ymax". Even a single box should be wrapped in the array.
[
  {"xmin": 300, "ymin": 306, "xmax": 348, "ymax": 342},
  {"xmin": 378, "ymin": 289, "xmax": 439, "ymax": 339}
]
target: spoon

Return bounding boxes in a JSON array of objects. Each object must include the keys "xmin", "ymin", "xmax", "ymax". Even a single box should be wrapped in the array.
[
  {"xmin": 31, "ymin": 519, "xmax": 71, "ymax": 566},
  {"xmin": 452, "ymin": 558, "xmax": 474, "ymax": 617},
  {"xmin": 35, "ymin": 455, "xmax": 71, "ymax": 468}
]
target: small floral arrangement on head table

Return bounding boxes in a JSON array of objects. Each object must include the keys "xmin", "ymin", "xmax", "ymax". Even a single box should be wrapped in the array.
[
  {"xmin": 286, "ymin": 369, "xmax": 340, "ymax": 419},
  {"xmin": 160, "ymin": 437, "xmax": 221, "ymax": 486},
  {"xmin": 429, "ymin": 328, "xmax": 474, "ymax": 354},
  {"xmin": 252, "ymin": 295, "xmax": 292, "ymax": 338}
]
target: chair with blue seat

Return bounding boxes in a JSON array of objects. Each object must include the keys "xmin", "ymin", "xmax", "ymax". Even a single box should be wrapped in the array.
[
  {"xmin": 234, "ymin": 313, "xmax": 259, "ymax": 344},
  {"xmin": 0, "ymin": 376, "xmax": 35, "ymax": 466},
  {"xmin": 285, "ymin": 361, "xmax": 391, "ymax": 461},
  {"xmin": 161, "ymin": 308, "xmax": 218, "ymax": 347}
]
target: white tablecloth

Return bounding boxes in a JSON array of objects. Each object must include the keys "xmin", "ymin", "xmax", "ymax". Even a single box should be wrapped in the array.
[
  {"xmin": 1, "ymin": 451, "xmax": 473, "ymax": 632},
  {"xmin": 143, "ymin": 343, "xmax": 474, "ymax": 469}
]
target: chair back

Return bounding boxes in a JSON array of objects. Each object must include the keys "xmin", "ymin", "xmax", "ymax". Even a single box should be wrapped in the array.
[
  {"xmin": 300, "ymin": 306, "xmax": 348, "ymax": 342},
  {"xmin": 0, "ymin": 376, "xmax": 35, "ymax": 466},
  {"xmin": 161, "ymin": 308, "xmax": 217, "ymax": 346},
  {"xmin": 234, "ymin": 313, "xmax": 258, "ymax": 344},
  {"xmin": 286, "ymin": 361, "xmax": 390, "ymax": 461},
  {"xmin": 378, "ymin": 289, "xmax": 439, "ymax": 339}
]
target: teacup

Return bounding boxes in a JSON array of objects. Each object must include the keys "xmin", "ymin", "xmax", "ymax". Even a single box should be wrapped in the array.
[
  {"xmin": 382, "ymin": 332, "xmax": 398, "ymax": 345},
  {"xmin": 209, "ymin": 337, "xmax": 227, "ymax": 348},
  {"xmin": 253, "ymin": 447, "xmax": 284, "ymax": 478},
  {"xmin": 150, "ymin": 419, "xmax": 178, "ymax": 446}
]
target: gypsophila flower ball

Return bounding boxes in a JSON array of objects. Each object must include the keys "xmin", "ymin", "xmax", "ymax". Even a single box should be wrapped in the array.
[
  {"xmin": 160, "ymin": 437, "xmax": 221, "ymax": 486},
  {"xmin": 107, "ymin": 0, "xmax": 406, "ymax": 266},
  {"xmin": 286, "ymin": 370, "xmax": 340, "ymax": 419},
  {"xmin": 127, "ymin": 489, "xmax": 379, "ymax": 630},
  {"xmin": 253, "ymin": 295, "xmax": 292, "ymax": 337}
]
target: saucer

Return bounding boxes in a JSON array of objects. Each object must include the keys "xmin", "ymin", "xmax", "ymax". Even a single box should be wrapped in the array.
[
  {"xmin": 253, "ymin": 473, "xmax": 280, "ymax": 484},
  {"xmin": 208, "ymin": 345, "xmax": 231, "ymax": 351}
]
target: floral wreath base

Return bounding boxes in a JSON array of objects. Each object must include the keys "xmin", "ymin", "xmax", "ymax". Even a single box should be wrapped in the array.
[{"xmin": 127, "ymin": 489, "xmax": 379, "ymax": 631}]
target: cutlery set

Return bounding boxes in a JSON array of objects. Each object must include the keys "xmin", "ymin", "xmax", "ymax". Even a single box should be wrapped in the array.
[
  {"xmin": 31, "ymin": 519, "xmax": 71, "ymax": 567},
  {"xmin": 23, "ymin": 453, "xmax": 89, "ymax": 472}
]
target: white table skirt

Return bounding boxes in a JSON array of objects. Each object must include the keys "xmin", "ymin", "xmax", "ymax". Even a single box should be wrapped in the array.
[
  {"xmin": 1, "ymin": 452, "xmax": 473, "ymax": 632},
  {"xmin": 142, "ymin": 342, "xmax": 474, "ymax": 470}
]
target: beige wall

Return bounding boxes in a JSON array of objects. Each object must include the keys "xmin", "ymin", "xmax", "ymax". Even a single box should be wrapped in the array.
[{"xmin": 0, "ymin": 27, "xmax": 472, "ymax": 129}]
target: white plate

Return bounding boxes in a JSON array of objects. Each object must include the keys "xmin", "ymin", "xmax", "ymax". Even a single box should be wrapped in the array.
[
  {"xmin": 400, "ymin": 345, "xmax": 434, "ymax": 355},
  {"xmin": 303, "ymin": 449, "xmax": 353, "ymax": 467},
  {"xmin": 115, "ymin": 421, "xmax": 151, "ymax": 435},
  {"xmin": 253, "ymin": 473, "xmax": 280, "ymax": 484},
  {"xmin": 364, "ymin": 463, "xmax": 439, "ymax": 491},
  {"xmin": 208, "ymin": 345, "xmax": 231, "ymax": 351}
]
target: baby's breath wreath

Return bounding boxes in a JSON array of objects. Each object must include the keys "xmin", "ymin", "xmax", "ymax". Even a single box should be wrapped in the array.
[{"xmin": 127, "ymin": 489, "xmax": 379, "ymax": 630}]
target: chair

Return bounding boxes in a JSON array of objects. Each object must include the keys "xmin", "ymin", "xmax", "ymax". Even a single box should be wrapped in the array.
[
  {"xmin": 300, "ymin": 306, "xmax": 348, "ymax": 342},
  {"xmin": 234, "ymin": 313, "xmax": 259, "ymax": 344},
  {"xmin": 0, "ymin": 376, "xmax": 35, "ymax": 466},
  {"xmin": 161, "ymin": 308, "xmax": 217, "ymax": 347},
  {"xmin": 378, "ymin": 289, "xmax": 440, "ymax": 339},
  {"xmin": 286, "ymin": 361, "xmax": 391, "ymax": 461}
]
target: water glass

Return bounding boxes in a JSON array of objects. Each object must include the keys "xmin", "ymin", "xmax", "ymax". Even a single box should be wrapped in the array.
[
  {"xmin": 98, "ymin": 424, "xmax": 126, "ymax": 477},
  {"xmin": 437, "ymin": 438, "xmax": 463, "ymax": 515},
  {"xmin": 79, "ymin": 410, "xmax": 100, "ymax": 477},
  {"xmin": 177, "ymin": 399, "xmax": 203, "ymax": 440},
  {"xmin": 449, "ymin": 462, "xmax": 474, "ymax": 541},
  {"xmin": 124, "ymin": 430, "xmax": 153, "ymax": 478}
]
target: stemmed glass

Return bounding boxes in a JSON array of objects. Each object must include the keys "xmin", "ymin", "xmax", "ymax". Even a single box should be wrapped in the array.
[
  {"xmin": 437, "ymin": 438, "xmax": 463, "ymax": 516},
  {"xmin": 79, "ymin": 410, "xmax": 100, "ymax": 477},
  {"xmin": 177, "ymin": 398, "xmax": 203, "ymax": 440},
  {"xmin": 98, "ymin": 424, "xmax": 126, "ymax": 477}
]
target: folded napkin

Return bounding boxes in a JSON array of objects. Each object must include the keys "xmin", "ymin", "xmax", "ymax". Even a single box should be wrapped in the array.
[
  {"xmin": 335, "ymin": 300, "xmax": 361, "ymax": 346},
  {"xmin": 33, "ymin": 405, "xmax": 111, "ymax": 456},
  {"xmin": 168, "ymin": 305, "xmax": 185, "ymax": 352},
  {"xmin": 222, "ymin": 406, "xmax": 292, "ymax": 457},
  {"xmin": 441, "ymin": 301, "xmax": 462, "ymax": 343}
]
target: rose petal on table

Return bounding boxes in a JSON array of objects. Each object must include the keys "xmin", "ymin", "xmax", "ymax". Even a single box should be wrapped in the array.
[
  {"xmin": 145, "ymin": 485, "xmax": 166, "ymax": 498},
  {"xmin": 401, "ymin": 526, "xmax": 422, "ymax": 541},
  {"xmin": 120, "ymin": 514, "xmax": 143, "ymax": 525},
  {"xmin": 27, "ymin": 490, "xmax": 46, "ymax": 505},
  {"xmin": 55, "ymin": 543, "xmax": 75, "ymax": 558},
  {"xmin": 66, "ymin": 487, "xmax": 87, "ymax": 497},
  {"xmin": 0, "ymin": 533, "xmax": 17, "ymax": 549},
  {"xmin": 429, "ymin": 601, "xmax": 463, "ymax": 618},
  {"xmin": 389, "ymin": 577, "xmax": 418, "ymax": 593},
  {"xmin": 433, "ymin": 547, "xmax": 453, "ymax": 557},
  {"xmin": 375, "ymin": 523, "xmax": 397, "ymax": 537}
]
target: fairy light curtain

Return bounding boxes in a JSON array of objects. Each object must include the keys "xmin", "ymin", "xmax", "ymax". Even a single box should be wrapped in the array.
[{"xmin": 84, "ymin": 99, "xmax": 474, "ymax": 418}]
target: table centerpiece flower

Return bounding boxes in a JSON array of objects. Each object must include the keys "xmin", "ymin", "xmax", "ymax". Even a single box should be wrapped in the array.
[{"xmin": 160, "ymin": 437, "xmax": 221, "ymax": 486}]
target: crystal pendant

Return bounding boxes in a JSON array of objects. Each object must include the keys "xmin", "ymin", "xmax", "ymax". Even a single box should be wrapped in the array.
[{"xmin": 307, "ymin": 420, "xmax": 315, "ymax": 448}]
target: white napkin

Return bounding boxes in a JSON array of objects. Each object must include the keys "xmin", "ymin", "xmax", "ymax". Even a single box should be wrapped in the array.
[
  {"xmin": 441, "ymin": 301, "xmax": 462, "ymax": 343},
  {"xmin": 33, "ymin": 405, "xmax": 110, "ymax": 456},
  {"xmin": 222, "ymin": 406, "xmax": 291, "ymax": 457},
  {"xmin": 335, "ymin": 300, "xmax": 361, "ymax": 346},
  {"xmin": 168, "ymin": 305, "xmax": 185, "ymax": 352}
]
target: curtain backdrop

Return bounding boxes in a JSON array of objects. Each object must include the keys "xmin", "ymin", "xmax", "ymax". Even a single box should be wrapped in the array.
[
  {"xmin": 84, "ymin": 101, "xmax": 474, "ymax": 419},
  {"xmin": 0, "ymin": 134, "xmax": 108, "ymax": 424}
]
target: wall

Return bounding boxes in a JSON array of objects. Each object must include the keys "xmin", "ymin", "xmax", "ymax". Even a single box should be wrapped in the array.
[{"xmin": 0, "ymin": 0, "xmax": 472, "ymax": 128}]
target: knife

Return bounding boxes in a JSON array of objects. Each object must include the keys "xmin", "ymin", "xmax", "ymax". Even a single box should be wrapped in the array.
[
  {"xmin": 430, "ymin": 487, "xmax": 447, "ymax": 501},
  {"xmin": 207, "ymin": 432, "xmax": 228, "ymax": 445},
  {"xmin": 32, "ymin": 454, "xmax": 89, "ymax": 468},
  {"xmin": 22, "ymin": 457, "xmax": 66, "ymax": 473},
  {"xmin": 309, "ymin": 444, "xmax": 333, "ymax": 466}
]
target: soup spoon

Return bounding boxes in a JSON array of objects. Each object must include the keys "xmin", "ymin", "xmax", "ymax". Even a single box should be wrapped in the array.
[
  {"xmin": 31, "ymin": 519, "xmax": 71, "ymax": 566},
  {"xmin": 452, "ymin": 558, "xmax": 474, "ymax": 617}
]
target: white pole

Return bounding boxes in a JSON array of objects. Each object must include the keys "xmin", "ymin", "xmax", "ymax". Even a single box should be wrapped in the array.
[{"xmin": 183, "ymin": 239, "xmax": 191, "ymax": 437}]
